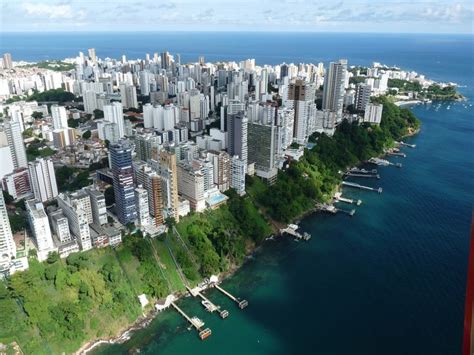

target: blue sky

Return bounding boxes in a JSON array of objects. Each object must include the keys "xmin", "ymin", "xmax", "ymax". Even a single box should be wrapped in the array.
[{"xmin": 1, "ymin": 0, "xmax": 473, "ymax": 33}]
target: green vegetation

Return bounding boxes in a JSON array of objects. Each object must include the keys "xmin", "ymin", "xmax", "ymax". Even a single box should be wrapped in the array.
[
  {"xmin": 388, "ymin": 79, "xmax": 422, "ymax": 92},
  {"xmin": 349, "ymin": 76, "xmax": 366, "ymax": 85},
  {"xmin": 26, "ymin": 142, "xmax": 56, "ymax": 161},
  {"xmin": 248, "ymin": 97, "xmax": 420, "ymax": 222},
  {"xmin": 20, "ymin": 60, "xmax": 75, "ymax": 72},
  {"xmin": 82, "ymin": 130, "xmax": 91, "ymax": 140},
  {"xmin": 27, "ymin": 89, "xmax": 75, "ymax": 103},
  {"xmin": 55, "ymin": 166, "xmax": 92, "ymax": 192},
  {"xmin": 388, "ymin": 79, "xmax": 461, "ymax": 100},
  {"xmin": 31, "ymin": 111, "xmax": 44, "ymax": 119}
]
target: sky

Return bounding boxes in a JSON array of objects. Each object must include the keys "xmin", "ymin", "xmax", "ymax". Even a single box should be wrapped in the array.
[{"xmin": 0, "ymin": 0, "xmax": 473, "ymax": 34}]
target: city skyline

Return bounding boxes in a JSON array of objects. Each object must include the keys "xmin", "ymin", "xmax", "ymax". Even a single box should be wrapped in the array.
[{"xmin": 0, "ymin": 0, "xmax": 472, "ymax": 34}]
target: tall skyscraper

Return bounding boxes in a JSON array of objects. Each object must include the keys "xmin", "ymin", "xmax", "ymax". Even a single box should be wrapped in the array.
[
  {"xmin": 109, "ymin": 141, "xmax": 137, "ymax": 225},
  {"xmin": 57, "ymin": 191, "xmax": 92, "ymax": 251},
  {"xmin": 160, "ymin": 51, "xmax": 170, "ymax": 70},
  {"xmin": 2, "ymin": 53, "xmax": 12, "ymax": 70},
  {"xmin": 51, "ymin": 104, "xmax": 68, "ymax": 130},
  {"xmin": 322, "ymin": 59, "xmax": 347, "ymax": 123},
  {"xmin": 5, "ymin": 121, "xmax": 27, "ymax": 169},
  {"xmin": 159, "ymin": 150, "xmax": 179, "ymax": 223},
  {"xmin": 28, "ymin": 158, "xmax": 58, "ymax": 203},
  {"xmin": 88, "ymin": 48, "xmax": 97, "ymax": 64},
  {"xmin": 227, "ymin": 111, "xmax": 248, "ymax": 167},
  {"xmin": 355, "ymin": 83, "xmax": 372, "ymax": 111},
  {"xmin": 135, "ymin": 186, "xmax": 150, "ymax": 227},
  {"xmin": 248, "ymin": 121, "xmax": 279, "ymax": 182},
  {"xmin": 0, "ymin": 192, "xmax": 16, "ymax": 267},
  {"xmin": 26, "ymin": 200, "xmax": 57, "ymax": 261},
  {"xmin": 288, "ymin": 80, "xmax": 317, "ymax": 144},
  {"xmin": 104, "ymin": 102, "xmax": 125, "ymax": 138}
]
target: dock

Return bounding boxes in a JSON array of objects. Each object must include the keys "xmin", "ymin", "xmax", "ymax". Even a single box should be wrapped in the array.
[
  {"xmin": 186, "ymin": 286, "xmax": 229, "ymax": 319},
  {"xmin": 342, "ymin": 181, "xmax": 383, "ymax": 193},
  {"xmin": 334, "ymin": 192, "xmax": 362, "ymax": 206},
  {"xmin": 387, "ymin": 151, "xmax": 407, "ymax": 158},
  {"xmin": 279, "ymin": 224, "xmax": 312, "ymax": 241},
  {"xmin": 171, "ymin": 302, "xmax": 212, "ymax": 340},
  {"xmin": 344, "ymin": 172, "xmax": 380, "ymax": 179},
  {"xmin": 368, "ymin": 157, "xmax": 402, "ymax": 168},
  {"xmin": 213, "ymin": 284, "xmax": 248, "ymax": 309},
  {"xmin": 349, "ymin": 167, "xmax": 378, "ymax": 174},
  {"xmin": 397, "ymin": 141, "xmax": 416, "ymax": 148},
  {"xmin": 316, "ymin": 203, "xmax": 355, "ymax": 216}
]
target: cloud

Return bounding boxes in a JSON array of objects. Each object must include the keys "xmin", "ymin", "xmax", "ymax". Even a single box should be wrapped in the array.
[{"xmin": 21, "ymin": 2, "xmax": 85, "ymax": 19}]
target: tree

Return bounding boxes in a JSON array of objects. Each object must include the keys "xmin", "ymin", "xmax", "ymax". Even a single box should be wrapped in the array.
[
  {"xmin": 31, "ymin": 111, "xmax": 43, "ymax": 119},
  {"xmin": 46, "ymin": 252, "xmax": 60, "ymax": 264},
  {"xmin": 2, "ymin": 190, "xmax": 14, "ymax": 205},
  {"xmin": 82, "ymin": 130, "xmax": 91, "ymax": 140},
  {"xmin": 93, "ymin": 109, "xmax": 104, "ymax": 119},
  {"xmin": 68, "ymin": 118, "xmax": 79, "ymax": 128}
]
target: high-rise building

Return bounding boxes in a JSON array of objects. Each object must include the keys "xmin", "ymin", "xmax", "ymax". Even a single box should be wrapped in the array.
[
  {"xmin": 83, "ymin": 90, "xmax": 98, "ymax": 113},
  {"xmin": 88, "ymin": 48, "xmax": 97, "ymax": 64},
  {"xmin": 48, "ymin": 208, "xmax": 72, "ymax": 243},
  {"xmin": 0, "ymin": 192, "xmax": 16, "ymax": 267},
  {"xmin": 57, "ymin": 191, "xmax": 93, "ymax": 251},
  {"xmin": 52, "ymin": 128, "xmax": 76, "ymax": 149},
  {"xmin": 227, "ymin": 111, "xmax": 248, "ymax": 167},
  {"xmin": 119, "ymin": 84, "xmax": 138, "ymax": 109},
  {"xmin": 159, "ymin": 150, "xmax": 179, "ymax": 222},
  {"xmin": 139, "ymin": 71, "xmax": 151, "ymax": 96},
  {"xmin": 28, "ymin": 158, "xmax": 58, "ymax": 203},
  {"xmin": 248, "ymin": 121, "xmax": 279, "ymax": 182},
  {"xmin": 2, "ymin": 53, "xmax": 12, "ymax": 70},
  {"xmin": 322, "ymin": 59, "xmax": 347, "ymax": 123},
  {"xmin": 2, "ymin": 168, "xmax": 31, "ymax": 200},
  {"xmin": 355, "ymin": 84, "xmax": 371, "ymax": 111},
  {"xmin": 5, "ymin": 121, "xmax": 27, "ymax": 169},
  {"xmin": 207, "ymin": 150, "xmax": 231, "ymax": 192},
  {"xmin": 231, "ymin": 156, "xmax": 246, "ymax": 196},
  {"xmin": 363, "ymin": 103, "xmax": 383, "ymax": 125},
  {"xmin": 177, "ymin": 162, "xmax": 206, "ymax": 212},
  {"xmin": 109, "ymin": 141, "xmax": 137, "ymax": 225},
  {"xmin": 104, "ymin": 102, "xmax": 125, "ymax": 138},
  {"xmin": 287, "ymin": 80, "xmax": 317, "ymax": 144},
  {"xmin": 26, "ymin": 199, "xmax": 57, "ymax": 261},
  {"xmin": 85, "ymin": 187, "xmax": 108, "ymax": 226},
  {"xmin": 135, "ymin": 186, "xmax": 150, "ymax": 227},
  {"xmin": 160, "ymin": 51, "xmax": 171, "ymax": 70},
  {"xmin": 51, "ymin": 104, "xmax": 68, "ymax": 130}
]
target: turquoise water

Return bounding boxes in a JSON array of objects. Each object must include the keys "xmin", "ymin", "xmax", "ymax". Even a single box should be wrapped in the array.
[{"xmin": 2, "ymin": 32, "xmax": 472, "ymax": 354}]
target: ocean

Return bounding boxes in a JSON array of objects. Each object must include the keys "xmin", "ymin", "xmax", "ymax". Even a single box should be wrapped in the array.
[{"xmin": 1, "ymin": 32, "xmax": 472, "ymax": 355}]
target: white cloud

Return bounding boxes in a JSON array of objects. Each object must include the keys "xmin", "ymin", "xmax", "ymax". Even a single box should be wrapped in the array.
[{"xmin": 21, "ymin": 2, "xmax": 79, "ymax": 19}]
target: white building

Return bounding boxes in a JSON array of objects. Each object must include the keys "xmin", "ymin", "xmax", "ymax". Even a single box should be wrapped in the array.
[
  {"xmin": 5, "ymin": 121, "xmax": 27, "ymax": 169},
  {"xmin": 135, "ymin": 186, "xmax": 150, "ymax": 227},
  {"xmin": 322, "ymin": 59, "xmax": 347, "ymax": 123},
  {"xmin": 51, "ymin": 104, "xmax": 68, "ymax": 130},
  {"xmin": 28, "ymin": 158, "xmax": 58, "ymax": 203},
  {"xmin": 363, "ymin": 103, "xmax": 383, "ymax": 125},
  {"xmin": 26, "ymin": 199, "xmax": 57, "ymax": 262},
  {"xmin": 0, "ymin": 192, "xmax": 16, "ymax": 270},
  {"xmin": 231, "ymin": 156, "xmax": 246, "ymax": 196},
  {"xmin": 104, "ymin": 102, "xmax": 125, "ymax": 138}
]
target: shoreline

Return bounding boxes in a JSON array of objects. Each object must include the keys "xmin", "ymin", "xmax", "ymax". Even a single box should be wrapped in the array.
[{"xmin": 76, "ymin": 127, "xmax": 421, "ymax": 355}]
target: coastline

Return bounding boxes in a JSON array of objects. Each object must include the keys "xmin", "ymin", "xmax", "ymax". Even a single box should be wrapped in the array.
[{"xmin": 76, "ymin": 127, "xmax": 422, "ymax": 355}]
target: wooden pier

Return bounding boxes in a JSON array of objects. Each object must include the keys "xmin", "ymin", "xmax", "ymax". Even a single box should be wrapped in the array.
[
  {"xmin": 280, "ymin": 224, "xmax": 312, "ymax": 241},
  {"xmin": 171, "ymin": 302, "xmax": 212, "ymax": 340},
  {"xmin": 342, "ymin": 181, "xmax": 383, "ymax": 193},
  {"xmin": 214, "ymin": 284, "xmax": 248, "ymax": 309},
  {"xmin": 186, "ymin": 286, "xmax": 229, "ymax": 319}
]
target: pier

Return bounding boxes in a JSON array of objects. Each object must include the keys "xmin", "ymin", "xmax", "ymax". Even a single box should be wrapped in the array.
[
  {"xmin": 344, "ymin": 172, "xmax": 380, "ymax": 179},
  {"xmin": 334, "ymin": 192, "xmax": 362, "ymax": 206},
  {"xmin": 342, "ymin": 181, "xmax": 383, "ymax": 193},
  {"xmin": 316, "ymin": 203, "xmax": 356, "ymax": 216},
  {"xmin": 280, "ymin": 224, "xmax": 312, "ymax": 241},
  {"xmin": 213, "ymin": 284, "xmax": 248, "ymax": 309},
  {"xmin": 387, "ymin": 151, "xmax": 407, "ymax": 158},
  {"xmin": 368, "ymin": 157, "xmax": 402, "ymax": 168},
  {"xmin": 171, "ymin": 302, "xmax": 212, "ymax": 340},
  {"xmin": 186, "ymin": 286, "xmax": 229, "ymax": 319},
  {"xmin": 397, "ymin": 141, "xmax": 416, "ymax": 148}
]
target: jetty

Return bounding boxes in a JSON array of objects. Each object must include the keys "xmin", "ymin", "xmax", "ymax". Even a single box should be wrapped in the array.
[
  {"xmin": 186, "ymin": 286, "xmax": 229, "ymax": 319},
  {"xmin": 280, "ymin": 224, "xmax": 312, "ymax": 241},
  {"xmin": 170, "ymin": 302, "xmax": 212, "ymax": 340},
  {"xmin": 349, "ymin": 167, "xmax": 378, "ymax": 174},
  {"xmin": 316, "ymin": 203, "xmax": 355, "ymax": 216},
  {"xmin": 396, "ymin": 141, "xmax": 416, "ymax": 148},
  {"xmin": 334, "ymin": 192, "xmax": 362, "ymax": 206},
  {"xmin": 342, "ymin": 181, "xmax": 383, "ymax": 194},
  {"xmin": 344, "ymin": 172, "xmax": 380, "ymax": 179},
  {"xmin": 212, "ymin": 283, "xmax": 248, "ymax": 309}
]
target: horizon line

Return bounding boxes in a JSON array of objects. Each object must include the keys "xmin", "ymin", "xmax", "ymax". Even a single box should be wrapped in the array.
[{"xmin": 1, "ymin": 30, "xmax": 473, "ymax": 36}]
